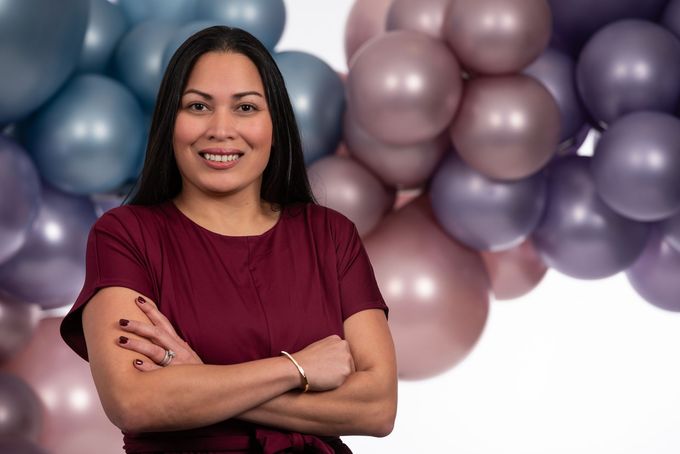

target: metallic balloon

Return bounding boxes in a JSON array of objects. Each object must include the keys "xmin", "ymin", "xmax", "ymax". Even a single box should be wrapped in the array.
[
  {"xmin": 444, "ymin": 0, "xmax": 552, "ymax": 75},
  {"xmin": 25, "ymin": 74, "xmax": 145, "ymax": 195},
  {"xmin": 430, "ymin": 152, "xmax": 548, "ymax": 251},
  {"xmin": 0, "ymin": 0, "xmax": 89, "ymax": 123},
  {"xmin": 662, "ymin": 211, "xmax": 680, "ymax": 252},
  {"xmin": 451, "ymin": 74, "xmax": 560, "ymax": 180},
  {"xmin": 343, "ymin": 110, "xmax": 448, "ymax": 189},
  {"xmin": 480, "ymin": 239, "xmax": 548, "ymax": 300},
  {"xmin": 347, "ymin": 31, "xmax": 462, "ymax": 145},
  {"xmin": 0, "ymin": 438, "xmax": 48, "ymax": 454},
  {"xmin": 344, "ymin": 0, "xmax": 393, "ymax": 66},
  {"xmin": 194, "ymin": 0, "xmax": 286, "ymax": 50},
  {"xmin": 533, "ymin": 156, "xmax": 650, "ymax": 279},
  {"xmin": 576, "ymin": 20, "xmax": 680, "ymax": 128},
  {"xmin": 76, "ymin": 0, "xmax": 128, "ymax": 74},
  {"xmin": 523, "ymin": 48, "xmax": 587, "ymax": 144},
  {"xmin": 627, "ymin": 228, "xmax": 680, "ymax": 312},
  {"xmin": 161, "ymin": 20, "xmax": 226, "ymax": 73},
  {"xmin": 0, "ymin": 372, "xmax": 42, "ymax": 440},
  {"xmin": 307, "ymin": 155, "xmax": 395, "ymax": 237},
  {"xmin": 0, "ymin": 185, "xmax": 97, "ymax": 309},
  {"xmin": 364, "ymin": 196, "xmax": 489, "ymax": 380},
  {"xmin": 663, "ymin": 0, "xmax": 680, "ymax": 39},
  {"xmin": 592, "ymin": 112, "xmax": 680, "ymax": 222},
  {"xmin": 0, "ymin": 136, "xmax": 41, "ymax": 264},
  {"xmin": 2, "ymin": 318, "xmax": 124, "ymax": 454},
  {"xmin": 275, "ymin": 51, "xmax": 346, "ymax": 164},
  {"xmin": 117, "ymin": 0, "xmax": 196, "ymax": 25},
  {"xmin": 0, "ymin": 298, "xmax": 40, "ymax": 364},
  {"xmin": 114, "ymin": 20, "xmax": 178, "ymax": 110},
  {"xmin": 386, "ymin": 0, "xmax": 450, "ymax": 40}
]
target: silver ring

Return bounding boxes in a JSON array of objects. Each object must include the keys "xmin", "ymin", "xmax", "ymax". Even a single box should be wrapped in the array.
[{"xmin": 159, "ymin": 349, "xmax": 176, "ymax": 367}]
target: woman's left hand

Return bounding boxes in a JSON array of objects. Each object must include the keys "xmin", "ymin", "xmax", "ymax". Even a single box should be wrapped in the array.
[{"xmin": 117, "ymin": 296, "xmax": 204, "ymax": 371}]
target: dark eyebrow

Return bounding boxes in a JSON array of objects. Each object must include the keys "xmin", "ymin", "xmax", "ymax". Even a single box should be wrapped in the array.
[{"xmin": 182, "ymin": 88, "xmax": 264, "ymax": 100}]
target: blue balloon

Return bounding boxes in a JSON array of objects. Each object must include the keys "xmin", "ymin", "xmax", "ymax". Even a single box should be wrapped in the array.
[
  {"xmin": 76, "ymin": 0, "xmax": 129, "ymax": 74},
  {"xmin": 274, "ymin": 51, "xmax": 345, "ymax": 164},
  {"xmin": 25, "ymin": 74, "xmax": 145, "ymax": 195},
  {"xmin": 114, "ymin": 20, "xmax": 178, "ymax": 109},
  {"xmin": 0, "ymin": 184, "xmax": 96, "ymax": 309},
  {"xmin": 0, "ymin": 0, "xmax": 89, "ymax": 123},
  {"xmin": 162, "ymin": 20, "xmax": 227, "ymax": 70},
  {"xmin": 194, "ymin": 0, "xmax": 286, "ymax": 50},
  {"xmin": 117, "ymin": 0, "xmax": 196, "ymax": 25},
  {"xmin": 0, "ymin": 136, "xmax": 41, "ymax": 264}
]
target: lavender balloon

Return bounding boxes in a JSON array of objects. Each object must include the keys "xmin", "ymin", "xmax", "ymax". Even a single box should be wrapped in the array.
[
  {"xmin": 663, "ymin": 0, "xmax": 680, "ymax": 39},
  {"xmin": 386, "ymin": 0, "xmax": 450, "ymax": 40},
  {"xmin": 0, "ymin": 185, "xmax": 97, "ymax": 309},
  {"xmin": 0, "ymin": 298, "xmax": 40, "ymax": 363},
  {"xmin": 592, "ymin": 112, "xmax": 680, "ymax": 221},
  {"xmin": 662, "ymin": 211, "xmax": 680, "ymax": 251},
  {"xmin": 533, "ymin": 156, "xmax": 650, "ymax": 279},
  {"xmin": 430, "ymin": 153, "xmax": 547, "ymax": 251},
  {"xmin": 577, "ymin": 20, "xmax": 680, "ymax": 127},
  {"xmin": 0, "ymin": 438, "xmax": 48, "ymax": 454},
  {"xmin": 347, "ymin": 31, "xmax": 462, "ymax": 145},
  {"xmin": 0, "ymin": 136, "xmax": 41, "ymax": 264},
  {"xmin": 627, "ymin": 228, "xmax": 680, "ymax": 312},
  {"xmin": 0, "ymin": 372, "xmax": 42, "ymax": 440}
]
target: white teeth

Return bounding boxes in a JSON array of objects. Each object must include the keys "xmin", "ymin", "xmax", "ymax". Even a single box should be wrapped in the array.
[{"xmin": 203, "ymin": 153, "xmax": 240, "ymax": 162}]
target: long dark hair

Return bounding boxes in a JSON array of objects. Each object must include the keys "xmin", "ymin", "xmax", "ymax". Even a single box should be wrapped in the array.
[{"xmin": 126, "ymin": 26, "xmax": 315, "ymax": 207}]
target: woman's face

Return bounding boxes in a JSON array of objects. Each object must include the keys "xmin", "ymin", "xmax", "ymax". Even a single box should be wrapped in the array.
[{"xmin": 173, "ymin": 51, "xmax": 273, "ymax": 199}]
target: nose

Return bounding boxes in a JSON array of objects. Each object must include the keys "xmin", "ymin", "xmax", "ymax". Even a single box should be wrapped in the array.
[{"xmin": 206, "ymin": 107, "xmax": 237, "ymax": 141}]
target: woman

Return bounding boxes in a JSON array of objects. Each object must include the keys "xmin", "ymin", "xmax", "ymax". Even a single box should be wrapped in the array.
[{"xmin": 60, "ymin": 26, "xmax": 397, "ymax": 453}]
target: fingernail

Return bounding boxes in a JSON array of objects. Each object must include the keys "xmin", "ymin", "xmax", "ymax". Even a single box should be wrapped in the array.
[
  {"xmin": 136, "ymin": 296, "xmax": 146, "ymax": 304},
  {"xmin": 119, "ymin": 336, "xmax": 128, "ymax": 344},
  {"xmin": 134, "ymin": 359, "xmax": 143, "ymax": 366},
  {"xmin": 119, "ymin": 319, "xmax": 129, "ymax": 327}
]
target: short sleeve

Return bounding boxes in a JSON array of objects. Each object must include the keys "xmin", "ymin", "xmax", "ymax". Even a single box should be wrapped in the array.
[
  {"xmin": 329, "ymin": 209, "xmax": 389, "ymax": 321},
  {"xmin": 60, "ymin": 209, "xmax": 156, "ymax": 361}
]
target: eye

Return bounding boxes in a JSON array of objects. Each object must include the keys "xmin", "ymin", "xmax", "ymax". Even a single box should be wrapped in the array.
[
  {"xmin": 187, "ymin": 102, "xmax": 208, "ymax": 112},
  {"xmin": 237, "ymin": 103, "xmax": 258, "ymax": 113}
]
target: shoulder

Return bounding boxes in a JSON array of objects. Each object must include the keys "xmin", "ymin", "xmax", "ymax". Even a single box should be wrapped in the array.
[
  {"xmin": 91, "ymin": 203, "xmax": 170, "ymax": 242},
  {"xmin": 289, "ymin": 203, "xmax": 357, "ymax": 233}
]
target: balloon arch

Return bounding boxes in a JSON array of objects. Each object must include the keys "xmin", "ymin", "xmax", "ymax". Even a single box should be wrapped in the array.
[{"xmin": 1, "ymin": 0, "xmax": 680, "ymax": 451}]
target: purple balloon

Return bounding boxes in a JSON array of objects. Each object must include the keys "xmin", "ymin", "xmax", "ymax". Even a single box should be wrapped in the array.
[
  {"xmin": 533, "ymin": 156, "xmax": 650, "ymax": 279},
  {"xmin": 386, "ymin": 0, "xmax": 450, "ymax": 40},
  {"xmin": 662, "ymin": 211, "xmax": 680, "ymax": 251},
  {"xmin": 430, "ymin": 152, "xmax": 547, "ymax": 251},
  {"xmin": 592, "ymin": 112, "xmax": 680, "ymax": 222},
  {"xmin": 577, "ymin": 20, "xmax": 680, "ymax": 127},
  {"xmin": 0, "ymin": 297, "xmax": 40, "ymax": 363},
  {"xmin": 523, "ymin": 48, "xmax": 587, "ymax": 144},
  {"xmin": 0, "ymin": 438, "xmax": 48, "ymax": 454},
  {"xmin": 663, "ymin": 0, "xmax": 680, "ymax": 39},
  {"xmin": 0, "ymin": 372, "xmax": 42, "ymax": 440},
  {"xmin": 627, "ymin": 228, "xmax": 680, "ymax": 312},
  {"xmin": 0, "ymin": 185, "xmax": 97, "ymax": 309},
  {"xmin": 343, "ymin": 110, "xmax": 448, "ymax": 189},
  {"xmin": 0, "ymin": 136, "xmax": 41, "ymax": 264}
]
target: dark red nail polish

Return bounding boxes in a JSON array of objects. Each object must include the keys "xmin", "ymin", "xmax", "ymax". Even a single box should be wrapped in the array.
[
  {"xmin": 119, "ymin": 319, "xmax": 129, "ymax": 327},
  {"xmin": 119, "ymin": 336, "xmax": 128, "ymax": 344},
  {"xmin": 134, "ymin": 359, "xmax": 143, "ymax": 366},
  {"xmin": 136, "ymin": 296, "xmax": 146, "ymax": 304}
]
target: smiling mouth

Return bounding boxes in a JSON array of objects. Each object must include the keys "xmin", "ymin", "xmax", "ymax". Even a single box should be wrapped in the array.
[{"xmin": 199, "ymin": 152, "xmax": 243, "ymax": 163}]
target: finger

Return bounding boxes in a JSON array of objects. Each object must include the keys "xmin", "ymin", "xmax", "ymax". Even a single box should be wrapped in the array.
[
  {"xmin": 132, "ymin": 358, "xmax": 161, "ymax": 372},
  {"xmin": 119, "ymin": 318, "xmax": 180, "ymax": 353},
  {"xmin": 134, "ymin": 296, "xmax": 177, "ymax": 336},
  {"xmin": 117, "ymin": 335, "xmax": 167, "ymax": 365}
]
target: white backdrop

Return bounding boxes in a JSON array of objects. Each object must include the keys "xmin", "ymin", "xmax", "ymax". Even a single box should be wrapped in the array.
[{"xmin": 278, "ymin": 1, "xmax": 680, "ymax": 453}]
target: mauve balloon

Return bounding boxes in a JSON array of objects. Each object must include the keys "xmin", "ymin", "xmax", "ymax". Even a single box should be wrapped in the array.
[
  {"xmin": 480, "ymin": 239, "xmax": 548, "ymax": 300},
  {"xmin": 533, "ymin": 156, "xmax": 650, "ymax": 279},
  {"xmin": 0, "ymin": 438, "xmax": 48, "ymax": 454},
  {"xmin": 0, "ymin": 372, "xmax": 42, "ymax": 441},
  {"xmin": 2, "ymin": 318, "xmax": 123, "ymax": 454},
  {"xmin": 0, "ymin": 185, "xmax": 97, "ymax": 309},
  {"xmin": 0, "ymin": 298, "xmax": 40, "ymax": 364},
  {"xmin": 76, "ymin": 0, "xmax": 128, "ymax": 74},
  {"xmin": 523, "ymin": 48, "xmax": 587, "ymax": 144},
  {"xmin": 444, "ymin": 0, "xmax": 552, "ymax": 75},
  {"xmin": 344, "ymin": 0, "xmax": 393, "ymax": 66},
  {"xmin": 662, "ymin": 211, "xmax": 680, "ymax": 251},
  {"xmin": 307, "ymin": 155, "xmax": 395, "ymax": 237},
  {"xmin": 347, "ymin": 30, "xmax": 462, "ymax": 145},
  {"xmin": 627, "ymin": 228, "xmax": 680, "ymax": 312},
  {"xmin": 451, "ymin": 74, "xmax": 560, "ymax": 180},
  {"xmin": 663, "ymin": 0, "xmax": 680, "ymax": 38},
  {"xmin": 343, "ymin": 110, "xmax": 448, "ymax": 189},
  {"xmin": 430, "ymin": 152, "xmax": 548, "ymax": 251},
  {"xmin": 576, "ymin": 20, "xmax": 680, "ymax": 128},
  {"xmin": 592, "ymin": 112, "xmax": 680, "ymax": 222},
  {"xmin": 386, "ymin": 0, "xmax": 450, "ymax": 40},
  {"xmin": 364, "ymin": 196, "xmax": 489, "ymax": 380}
]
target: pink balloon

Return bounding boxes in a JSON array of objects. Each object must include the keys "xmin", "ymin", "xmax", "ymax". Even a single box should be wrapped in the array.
[
  {"xmin": 364, "ymin": 196, "xmax": 490, "ymax": 379},
  {"xmin": 307, "ymin": 155, "xmax": 395, "ymax": 237},
  {"xmin": 2, "ymin": 318, "xmax": 123, "ymax": 454},
  {"xmin": 343, "ymin": 110, "xmax": 448, "ymax": 189},
  {"xmin": 444, "ymin": 0, "xmax": 552, "ymax": 75},
  {"xmin": 347, "ymin": 30, "xmax": 463, "ymax": 145},
  {"xmin": 451, "ymin": 74, "xmax": 560, "ymax": 180},
  {"xmin": 480, "ymin": 239, "xmax": 548, "ymax": 300},
  {"xmin": 386, "ymin": 0, "xmax": 450, "ymax": 40},
  {"xmin": 344, "ymin": 0, "xmax": 393, "ymax": 66}
]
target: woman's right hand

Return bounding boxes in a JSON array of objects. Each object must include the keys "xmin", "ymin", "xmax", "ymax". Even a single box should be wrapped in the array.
[{"xmin": 291, "ymin": 335, "xmax": 355, "ymax": 392}]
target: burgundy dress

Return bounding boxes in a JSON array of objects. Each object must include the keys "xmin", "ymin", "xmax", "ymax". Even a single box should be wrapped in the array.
[{"xmin": 60, "ymin": 201, "xmax": 388, "ymax": 453}]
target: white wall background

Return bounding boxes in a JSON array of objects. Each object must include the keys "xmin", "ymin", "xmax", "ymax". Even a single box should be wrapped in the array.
[{"xmin": 278, "ymin": 1, "xmax": 680, "ymax": 453}]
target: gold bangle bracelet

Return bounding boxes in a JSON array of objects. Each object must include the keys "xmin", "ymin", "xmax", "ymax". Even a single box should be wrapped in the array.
[{"xmin": 281, "ymin": 351, "xmax": 309, "ymax": 393}]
